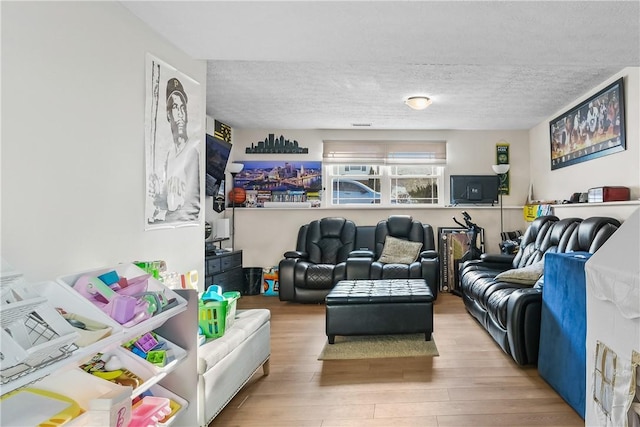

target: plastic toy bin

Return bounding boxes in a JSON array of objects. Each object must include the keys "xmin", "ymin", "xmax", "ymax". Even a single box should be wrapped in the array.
[
  {"xmin": 0, "ymin": 284, "xmax": 79, "ymax": 383},
  {"xmin": 198, "ymin": 291, "xmax": 240, "ymax": 339},
  {"xmin": 120, "ymin": 333, "xmax": 187, "ymax": 375},
  {"xmin": 22, "ymin": 367, "xmax": 133, "ymax": 427},
  {"xmin": 57, "ymin": 263, "xmax": 187, "ymax": 336}
]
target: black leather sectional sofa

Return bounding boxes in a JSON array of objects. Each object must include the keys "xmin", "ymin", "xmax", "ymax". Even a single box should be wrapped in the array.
[
  {"xmin": 459, "ymin": 215, "xmax": 620, "ymax": 365},
  {"xmin": 278, "ymin": 215, "xmax": 439, "ymax": 303}
]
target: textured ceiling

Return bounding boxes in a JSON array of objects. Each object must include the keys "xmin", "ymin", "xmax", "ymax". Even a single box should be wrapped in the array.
[{"xmin": 122, "ymin": 1, "xmax": 640, "ymax": 130}]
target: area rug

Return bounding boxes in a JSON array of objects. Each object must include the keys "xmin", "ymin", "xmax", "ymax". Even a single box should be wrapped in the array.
[{"xmin": 318, "ymin": 334, "xmax": 439, "ymax": 360}]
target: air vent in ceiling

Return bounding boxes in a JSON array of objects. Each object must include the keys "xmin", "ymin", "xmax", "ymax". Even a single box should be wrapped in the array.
[{"xmin": 351, "ymin": 123, "xmax": 372, "ymax": 127}]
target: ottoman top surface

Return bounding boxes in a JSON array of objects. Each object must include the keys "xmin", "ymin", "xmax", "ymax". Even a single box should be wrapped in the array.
[{"xmin": 326, "ymin": 279, "xmax": 433, "ymax": 304}]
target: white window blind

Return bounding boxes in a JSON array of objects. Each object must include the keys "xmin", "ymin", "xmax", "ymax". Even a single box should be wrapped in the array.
[{"xmin": 323, "ymin": 140, "xmax": 447, "ymax": 165}]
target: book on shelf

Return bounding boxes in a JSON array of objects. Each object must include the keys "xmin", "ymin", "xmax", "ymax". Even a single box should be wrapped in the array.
[
  {"xmin": 245, "ymin": 190, "xmax": 258, "ymax": 208},
  {"xmin": 256, "ymin": 190, "xmax": 271, "ymax": 207},
  {"xmin": 306, "ymin": 191, "xmax": 321, "ymax": 207},
  {"xmin": 271, "ymin": 190, "xmax": 307, "ymax": 203}
]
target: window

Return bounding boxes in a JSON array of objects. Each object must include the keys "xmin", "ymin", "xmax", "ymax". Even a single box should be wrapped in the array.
[
  {"xmin": 390, "ymin": 165, "xmax": 440, "ymax": 204},
  {"xmin": 327, "ymin": 164, "xmax": 443, "ymax": 206},
  {"xmin": 324, "ymin": 141, "xmax": 446, "ymax": 206},
  {"xmin": 331, "ymin": 166, "xmax": 381, "ymax": 204}
]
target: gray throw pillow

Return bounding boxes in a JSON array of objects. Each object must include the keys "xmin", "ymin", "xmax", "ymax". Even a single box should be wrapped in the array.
[
  {"xmin": 495, "ymin": 260, "xmax": 544, "ymax": 285},
  {"xmin": 377, "ymin": 236, "xmax": 423, "ymax": 264}
]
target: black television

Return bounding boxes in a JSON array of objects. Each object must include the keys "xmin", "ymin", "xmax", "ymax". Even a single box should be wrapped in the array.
[
  {"xmin": 450, "ymin": 175, "xmax": 500, "ymax": 206},
  {"xmin": 205, "ymin": 134, "xmax": 231, "ymax": 196}
]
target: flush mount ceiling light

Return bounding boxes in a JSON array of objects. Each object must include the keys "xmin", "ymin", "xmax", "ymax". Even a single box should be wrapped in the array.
[{"xmin": 404, "ymin": 96, "xmax": 432, "ymax": 110}]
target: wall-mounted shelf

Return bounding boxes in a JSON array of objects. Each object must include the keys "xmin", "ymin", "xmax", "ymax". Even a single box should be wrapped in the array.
[
  {"xmin": 234, "ymin": 205, "xmax": 526, "ymax": 211},
  {"xmin": 550, "ymin": 200, "xmax": 639, "ymax": 223},
  {"xmin": 550, "ymin": 200, "xmax": 640, "ymax": 208}
]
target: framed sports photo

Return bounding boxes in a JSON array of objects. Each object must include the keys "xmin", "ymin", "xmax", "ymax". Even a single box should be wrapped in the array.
[{"xmin": 549, "ymin": 78, "xmax": 626, "ymax": 170}]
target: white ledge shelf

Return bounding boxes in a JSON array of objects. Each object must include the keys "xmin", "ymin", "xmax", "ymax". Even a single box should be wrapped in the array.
[
  {"xmin": 235, "ymin": 205, "xmax": 525, "ymax": 211},
  {"xmin": 550, "ymin": 200, "xmax": 640, "ymax": 207}
]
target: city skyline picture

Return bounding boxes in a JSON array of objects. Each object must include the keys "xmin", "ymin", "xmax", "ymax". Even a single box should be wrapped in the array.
[{"xmin": 234, "ymin": 161, "xmax": 321, "ymax": 192}]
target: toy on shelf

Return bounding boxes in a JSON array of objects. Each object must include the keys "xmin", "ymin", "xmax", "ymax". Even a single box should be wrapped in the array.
[
  {"xmin": 200, "ymin": 285, "xmax": 225, "ymax": 302},
  {"xmin": 88, "ymin": 276, "xmax": 152, "ymax": 326},
  {"xmin": 133, "ymin": 260, "xmax": 166, "ymax": 280},
  {"xmin": 129, "ymin": 396, "xmax": 171, "ymax": 427},
  {"xmin": 72, "ymin": 270, "xmax": 178, "ymax": 327},
  {"xmin": 0, "ymin": 387, "xmax": 84, "ymax": 426},
  {"xmin": 133, "ymin": 332, "xmax": 159, "ymax": 353},
  {"xmin": 79, "ymin": 352, "xmax": 144, "ymax": 389},
  {"xmin": 121, "ymin": 332, "xmax": 177, "ymax": 369}
]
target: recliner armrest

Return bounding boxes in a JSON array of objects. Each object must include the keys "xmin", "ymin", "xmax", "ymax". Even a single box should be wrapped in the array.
[
  {"xmin": 284, "ymin": 250, "xmax": 308, "ymax": 259},
  {"xmin": 461, "ymin": 257, "xmax": 512, "ymax": 273},
  {"xmin": 480, "ymin": 253, "xmax": 515, "ymax": 264},
  {"xmin": 346, "ymin": 257, "xmax": 373, "ymax": 280},
  {"xmin": 420, "ymin": 249, "xmax": 437, "ymax": 259},
  {"xmin": 349, "ymin": 250, "xmax": 375, "ymax": 258},
  {"xmin": 506, "ymin": 287, "xmax": 543, "ymax": 366}
]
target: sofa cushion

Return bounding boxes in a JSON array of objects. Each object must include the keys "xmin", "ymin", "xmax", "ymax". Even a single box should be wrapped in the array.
[
  {"xmin": 198, "ymin": 308, "xmax": 270, "ymax": 374},
  {"xmin": 494, "ymin": 260, "xmax": 544, "ymax": 285},
  {"xmin": 378, "ymin": 236, "xmax": 422, "ymax": 264}
]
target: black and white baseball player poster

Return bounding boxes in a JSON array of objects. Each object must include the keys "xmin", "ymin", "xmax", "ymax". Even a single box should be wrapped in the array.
[{"xmin": 145, "ymin": 53, "xmax": 201, "ymax": 229}]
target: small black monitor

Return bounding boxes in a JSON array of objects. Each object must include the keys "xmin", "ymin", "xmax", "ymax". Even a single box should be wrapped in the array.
[{"xmin": 450, "ymin": 175, "xmax": 500, "ymax": 205}]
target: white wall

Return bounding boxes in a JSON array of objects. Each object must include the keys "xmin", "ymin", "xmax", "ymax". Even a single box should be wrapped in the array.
[
  {"xmin": 1, "ymin": 2, "xmax": 206, "ymax": 282},
  {"xmin": 529, "ymin": 68, "xmax": 640, "ymax": 205},
  {"xmin": 229, "ymin": 129, "xmax": 529, "ymax": 268}
]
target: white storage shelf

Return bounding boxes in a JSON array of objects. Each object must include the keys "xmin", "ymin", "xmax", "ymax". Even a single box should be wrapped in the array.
[{"xmin": 0, "ymin": 264, "xmax": 191, "ymax": 426}]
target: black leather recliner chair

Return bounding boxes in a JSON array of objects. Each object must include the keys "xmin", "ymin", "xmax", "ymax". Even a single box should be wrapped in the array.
[
  {"xmin": 459, "ymin": 215, "xmax": 620, "ymax": 365},
  {"xmin": 345, "ymin": 215, "xmax": 440, "ymax": 299},
  {"xmin": 278, "ymin": 217, "xmax": 357, "ymax": 303}
]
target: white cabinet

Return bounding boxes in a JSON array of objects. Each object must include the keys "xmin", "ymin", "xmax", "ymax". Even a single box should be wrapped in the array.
[{"xmin": 0, "ymin": 264, "xmax": 198, "ymax": 426}]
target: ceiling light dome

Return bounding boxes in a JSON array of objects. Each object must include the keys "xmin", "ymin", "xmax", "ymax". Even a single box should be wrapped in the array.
[{"xmin": 404, "ymin": 96, "xmax": 432, "ymax": 110}]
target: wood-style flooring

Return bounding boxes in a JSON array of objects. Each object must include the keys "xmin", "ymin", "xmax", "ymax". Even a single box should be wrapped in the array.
[{"xmin": 210, "ymin": 293, "xmax": 582, "ymax": 427}]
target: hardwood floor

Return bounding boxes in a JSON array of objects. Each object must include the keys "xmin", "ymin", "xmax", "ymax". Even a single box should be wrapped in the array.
[{"xmin": 210, "ymin": 293, "xmax": 582, "ymax": 427}]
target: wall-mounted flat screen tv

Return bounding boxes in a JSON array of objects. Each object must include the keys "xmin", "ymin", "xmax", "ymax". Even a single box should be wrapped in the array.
[
  {"xmin": 450, "ymin": 175, "xmax": 500, "ymax": 206},
  {"xmin": 206, "ymin": 134, "xmax": 231, "ymax": 196}
]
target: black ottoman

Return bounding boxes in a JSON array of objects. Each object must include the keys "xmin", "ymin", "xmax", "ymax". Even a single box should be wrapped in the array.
[{"xmin": 325, "ymin": 279, "xmax": 434, "ymax": 344}]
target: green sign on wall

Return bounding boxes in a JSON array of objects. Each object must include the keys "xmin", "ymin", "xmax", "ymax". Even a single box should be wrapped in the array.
[{"xmin": 496, "ymin": 142, "xmax": 510, "ymax": 195}]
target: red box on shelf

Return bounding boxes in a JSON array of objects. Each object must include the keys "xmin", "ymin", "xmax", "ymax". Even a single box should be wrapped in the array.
[{"xmin": 588, "ymin": 186, "xmax": 630, "ymax": 203}]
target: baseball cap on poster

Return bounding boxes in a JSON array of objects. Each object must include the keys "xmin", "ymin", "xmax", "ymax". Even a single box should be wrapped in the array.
[{"xmin": 166, "ymin": 77, "xmax": 188, "ymax": 103}]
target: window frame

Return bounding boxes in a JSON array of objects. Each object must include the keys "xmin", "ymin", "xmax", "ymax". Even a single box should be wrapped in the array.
[
  {"xmin": 326, "ymin": 164, "xmax": 444, "ymax": 207},
  {"xmin": 389, "ymin": 165, "xmax": 442, "ymax": 205}
]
